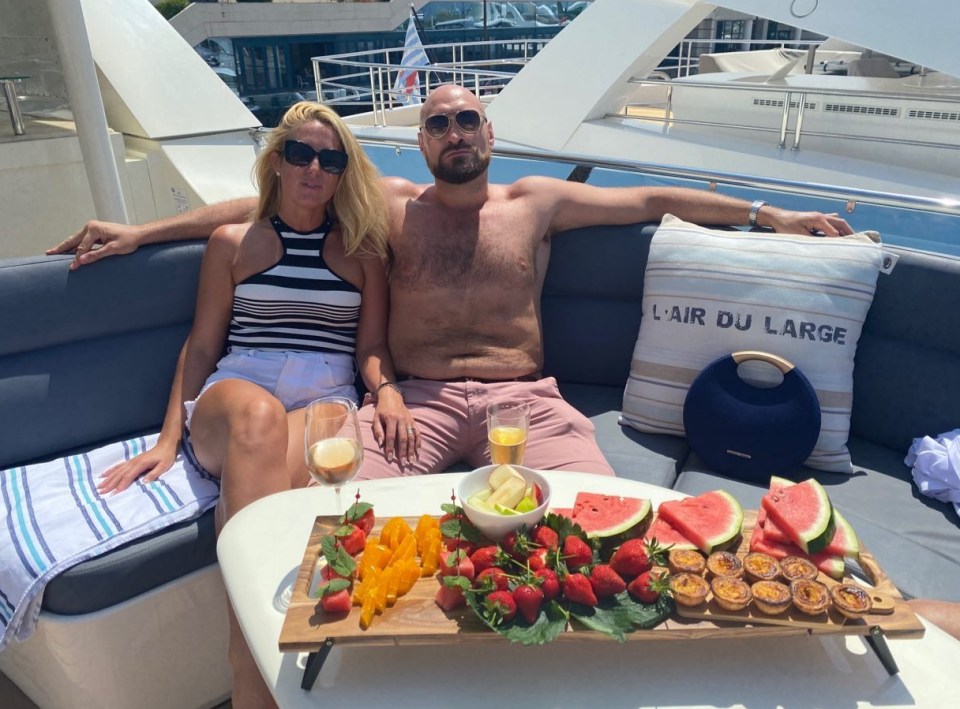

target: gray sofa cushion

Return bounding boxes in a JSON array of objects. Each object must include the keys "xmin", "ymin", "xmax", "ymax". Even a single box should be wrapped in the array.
[
  {"xmin": 42, "ymin": 509, "xmax": 217, "ymax": 614},
  {"xmin": 0, "ymin": 243, "xmax": 205, "ymax": 468},
  {"xmin": 674, "ymin": 436, "xmax": 960, "ymax": 602},
  {"xmin": 851, "ymin": 247, "xmax": 960, "ymax": 452},
  {"xmin": 559, "ymin": 383, "xmax": 686, "ymax": 488}
]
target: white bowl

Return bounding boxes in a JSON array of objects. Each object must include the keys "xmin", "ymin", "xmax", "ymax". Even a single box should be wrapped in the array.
[{"xmin": 458, "ymin": 465, "xmax": 551, "ymax": 542}]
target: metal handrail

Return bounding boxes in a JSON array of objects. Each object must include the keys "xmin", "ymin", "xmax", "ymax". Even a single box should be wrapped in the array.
[{"xmin": 355, "ymin": 133, "xmax": 960, "ymax": 217}]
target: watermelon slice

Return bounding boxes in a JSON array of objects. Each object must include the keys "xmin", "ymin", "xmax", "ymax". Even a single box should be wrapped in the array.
[
  {"xmin": 656, "ymin": 490, "xmax": 744, "ymax": 554},
  {"xmin": 750, "ymin": 523, "xmax": 845, "ymax": 579},
  {"xmin": 761, "ymin": 479, "xmax": 835, "ymax": 554},
  {"xmin": 644, "ymin": 515, "xmax": 698, "ymax": 551},
  {"xmin": 557, "ymin": 492, "xmax": 651, "ymax": 539},
  {"xmin": 761, "ymin": 478, "xmax": 859, "ymax": 557}
]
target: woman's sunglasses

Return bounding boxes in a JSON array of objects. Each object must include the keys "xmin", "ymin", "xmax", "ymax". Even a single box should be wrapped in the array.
[
  {"xmin": 420, "ymin": 109, "xmax": 485, "ymax": 139},
  {"xmin": 282, "ymin": 140, "xmax": 348, "ymax": 174}
]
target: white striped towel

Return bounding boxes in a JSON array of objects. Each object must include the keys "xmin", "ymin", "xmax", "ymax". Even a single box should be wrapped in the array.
[{"xmin": 0, "ymin": 434, "xmax": 220, "ymax": 651}]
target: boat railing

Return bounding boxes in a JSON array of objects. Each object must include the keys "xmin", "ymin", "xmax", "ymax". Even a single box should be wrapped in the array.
[
  {"xmin": 621, "ymin": 75, "xmax": 960, "ymax": 154},
  {"xmin": 311, "ymin": 38, "xmax": 547, "ymax": 122},
  {"xmin": 354, "ymin": 131, "xmax": 960, "ymax": 222}
]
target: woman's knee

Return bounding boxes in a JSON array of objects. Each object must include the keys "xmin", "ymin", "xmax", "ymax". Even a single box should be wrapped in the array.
[{"xmin": 228, "ymin": 395, "xmax": 288, "ymax": 448}]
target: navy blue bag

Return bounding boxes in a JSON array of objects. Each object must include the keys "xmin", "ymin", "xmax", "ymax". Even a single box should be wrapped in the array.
[{"xmin": 682, "ymin": 351, "xmax": 821, "ymax": 483}]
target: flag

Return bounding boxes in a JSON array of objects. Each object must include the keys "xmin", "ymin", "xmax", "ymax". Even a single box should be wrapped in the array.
[{"xmin": 393, "ymin": 9, "xmax": 430, "ymax": 105}]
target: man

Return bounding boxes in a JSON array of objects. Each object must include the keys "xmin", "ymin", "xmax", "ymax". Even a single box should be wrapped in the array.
[{"xmin": 50, "ymin": 85, "xmax": 853, "ymax": 477}]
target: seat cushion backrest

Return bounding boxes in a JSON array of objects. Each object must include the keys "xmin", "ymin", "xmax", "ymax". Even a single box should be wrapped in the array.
[
  {"xmin": 541, "ymin": 223, "xmax": 658, "ymax": 386},
  {"xmin": 0, "ymin": 243, "xmax": 205, "ymax": 468}
]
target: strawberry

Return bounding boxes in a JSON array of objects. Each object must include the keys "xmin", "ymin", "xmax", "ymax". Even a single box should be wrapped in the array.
[
  {"xmin": 342, "ymin": 501, "xmax": 375, "ymax": 536},
  {"xmin": 336, "ymin": 523, "xmax": 366, "ymax": 556},
  {"xmin": 609, "ymin": 538, "xmax": 653, "ymax": 579},
  {"xmin": 319, "ymin": 588, "xmax": 352, "ymax": 614},
  {"xmin": 628, "ymin": 570, "xmax": 671, "ymax": 604},
  {"xmin": 483, "ymin": 590, "xmax": 517, "ymax": 624},
  {"xmin": 470, "ymin": 545, "xmax": 502, "ymax": 574},
  {"xmin": 474, "ymin": 567, "xmax": 510, "ymax": 592},
  {"xmin": 439, "ymin": 549, "xmax": 476, "ymax": 581},
  {"xmin": 532, "ymin": 525, "xmax": 559, "ymax": 551},
  {"xmin": 434, "ymin": 584, "xmax": 466, "ymax": 612},
  {"xmin": 513, "ymin": 584, "xmax": 544, "ymax": 624},
  {"xmin": 562, "ymin": 572, "xmax": 598, "ymax": 606},
  {"xmin": 589, "ymin": 564, "xmax": 626, "ymax": 598},
  {"xmin": 534, "ymin": 568, "xmax": 560, "ymax": 601},
  {"xmin": 561, "ymin": 535, "xmax": 593, "ymax": 570},
  {"xmin": 527, "ymin": 547, "xmax": 548, "ymax": 571},
  {"xmin": 501, "ymin": 529, "xmax": 533, "ymax": 560}
]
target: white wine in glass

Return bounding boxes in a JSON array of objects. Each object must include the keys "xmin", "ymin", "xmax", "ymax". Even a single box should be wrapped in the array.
[
  {"xmin": 305, "ymin": 397, "xmax": 363, "ymax": 511},
  {"xmin": 487, "ymin": 401, "xmax": 530, "ymax": 465}
]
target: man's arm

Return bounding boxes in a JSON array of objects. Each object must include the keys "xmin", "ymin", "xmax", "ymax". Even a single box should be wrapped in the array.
[
  {"xmin": 527, "ymin": 178, "xmax": 853, "ymax": 236},
  {"xmin": 47, "ymin": 197, "xmax": 258, "ymax": 269}
]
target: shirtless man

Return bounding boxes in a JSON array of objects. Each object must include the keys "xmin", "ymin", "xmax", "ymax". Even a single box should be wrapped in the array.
[{"xmin": 50, "ymin": 84, "xmax": 854, "ymax": 477}]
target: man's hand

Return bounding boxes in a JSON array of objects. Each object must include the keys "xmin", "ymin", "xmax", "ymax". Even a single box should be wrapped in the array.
[
  {"xmin": 763, "ymin": 208, "xmax": 855, "ymax": 237},
  {"xmin": 46, "ymin": 220, "xmax": 144, "ymax": 270}
]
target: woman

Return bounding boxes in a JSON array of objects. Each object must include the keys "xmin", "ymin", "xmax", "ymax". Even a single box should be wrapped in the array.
[{"xmin": 96, "ymin": 102, "xmax": 414, "ymax": 705}]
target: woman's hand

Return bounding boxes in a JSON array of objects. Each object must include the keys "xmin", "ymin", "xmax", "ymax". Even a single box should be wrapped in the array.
[
  {"xmin": 370, "ymin": 386, "xmax": 420, "ymax": 468},
  {"xmin": 97, "ymin": 437, "xmax": 180, "ymax": 495}
]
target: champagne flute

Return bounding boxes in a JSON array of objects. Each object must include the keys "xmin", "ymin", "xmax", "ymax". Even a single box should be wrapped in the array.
[
  {"xmin": 304, "ymin": 396, "xmax": 364, "ymax": 515},
  {"xmin": 486, "ymin": 400, "xmax": 530, "ymax": 465}
]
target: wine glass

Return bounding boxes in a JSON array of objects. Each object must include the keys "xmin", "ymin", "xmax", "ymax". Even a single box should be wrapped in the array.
[
  {"xmin": 486, "ymin": 400, "xmax": 530, "ymax": 465},
  {"xmin": 275, "ymin": 397, "xmax": 363, "ymax": 612},
  {"xmin": 304, "ymin": 396, "xmax": 364, "ymax": 514}
]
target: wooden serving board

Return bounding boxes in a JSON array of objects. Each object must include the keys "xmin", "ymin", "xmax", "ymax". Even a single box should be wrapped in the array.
[
  {"xmin": 674, "ymin": 511, "xmax": 915, "ymax": 632},
  {"xmin": 278, "ymin": 511, "xmax": 924, "ymax": 654}
]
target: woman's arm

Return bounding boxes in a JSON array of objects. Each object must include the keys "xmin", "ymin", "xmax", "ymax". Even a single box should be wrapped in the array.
[
  {"xmin": 354, "ymin": 255, "xmax": 419, "ymax": 468},
  {"xmin": 97, "ymin": 226, "xmax": 241, "ymax": 493}
]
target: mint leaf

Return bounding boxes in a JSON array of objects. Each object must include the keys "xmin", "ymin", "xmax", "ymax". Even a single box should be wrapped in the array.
[
  {"xmin": 319, "ymin": 535, "xmax": 356, "ymax": 578},
  {"xmin": 567, "ymin": 601, "xmax": 631, "ymax": 642},
  {"xmin": 341, "ymin": 500, "xmax": 373, "ymax": 524},
  {"xmin": 313, "ymin": 578, "xmax": 351, "ymax": 598},
  {"xmin": 613, "ymin": 592, "xmax": 674, "ymax": 628}
]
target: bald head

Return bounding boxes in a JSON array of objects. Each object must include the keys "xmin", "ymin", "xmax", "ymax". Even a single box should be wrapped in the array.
[{"xmin": 419, "ymin": 84, "xmax": 483, "ymax": 122}]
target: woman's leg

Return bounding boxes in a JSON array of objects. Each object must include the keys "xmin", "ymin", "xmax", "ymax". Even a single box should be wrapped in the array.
[{"xmin": 189, "ymin": 380, "xmax": 309, "ymax": 709}]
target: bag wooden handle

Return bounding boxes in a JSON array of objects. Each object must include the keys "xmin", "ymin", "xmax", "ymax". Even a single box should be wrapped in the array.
[{"xmin": 731, "ymin": 350, "xmax": 796, "ymax": 374}]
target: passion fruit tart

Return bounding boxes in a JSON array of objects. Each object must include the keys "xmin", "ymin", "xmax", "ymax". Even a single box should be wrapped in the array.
[
  {"xmin": 742, "ymin": 552, "xmax": 781, "ymax": 583},
  {"xmin": 750, "ymin": 580, "xmax": 792, "ymax": 615},
  {"xmin": 670, "ymin": 572, "xmax": 710, "ymax": 607},
  {"xmin": 790, "ymin": 578, "xmax": 831, "ymax": 616},
  {"xmin": 710, "ymin": 575, "xmax": 752, "ymax": 612},
  {"xmin": 829, "ymin": 583, "xmax": 873, "ymax": 620},
  {"xmin": 780, "ymin": 555, "xmax": 819, "ymax": 582},
  {"xmin": 705, "ymin": 550, "xmax": 743, "ymax": 579},
  {"xmin": 667, "ymin": 549, "xmax": 706, "ymax": 576}
]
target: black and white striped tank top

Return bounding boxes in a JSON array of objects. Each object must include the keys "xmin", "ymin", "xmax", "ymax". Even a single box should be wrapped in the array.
[{"xmin": 226, "ymin": 216, "xmax": 361, "ymax": 356}]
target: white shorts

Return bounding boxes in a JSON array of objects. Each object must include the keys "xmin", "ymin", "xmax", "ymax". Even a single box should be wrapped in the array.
[{"xmin": 184, "ymin": 347, "xmax": 358, "ymax": 430}]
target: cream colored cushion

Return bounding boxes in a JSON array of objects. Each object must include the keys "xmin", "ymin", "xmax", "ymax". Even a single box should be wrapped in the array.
[{"xmin": 621, "ymin": 215, "xmax": 885, "ymax": 473}]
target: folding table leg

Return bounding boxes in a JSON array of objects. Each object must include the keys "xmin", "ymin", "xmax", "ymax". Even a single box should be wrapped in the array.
[
  {"xmin": 865, "ymin": 626, "xmax": 899, "ymax": 675},
  {"xmin": 301, "ymin": 637, "xmax": 336, "ymax": 690}
]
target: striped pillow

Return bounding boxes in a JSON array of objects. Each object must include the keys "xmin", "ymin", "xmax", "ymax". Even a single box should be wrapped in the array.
[{"xmin": 621, "ymin": 215, "xmax": 885, "ymax": 473}]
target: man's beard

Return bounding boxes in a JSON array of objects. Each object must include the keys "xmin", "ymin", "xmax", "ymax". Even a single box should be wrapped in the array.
[{"xmin": 429, "ymin": 145, "xmax": 491, "ymax": 185}]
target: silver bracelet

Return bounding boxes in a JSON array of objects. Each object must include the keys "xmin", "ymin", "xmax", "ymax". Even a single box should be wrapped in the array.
[
  {"xmin": 374, "ymin": 381, "xmax": 404, "ymax": 400},
  {"xmin": 748, "ymin": 200, "xmax": 768, "ymax": 228}
]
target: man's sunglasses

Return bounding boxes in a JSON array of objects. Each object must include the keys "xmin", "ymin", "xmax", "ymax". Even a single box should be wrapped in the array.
[
  {"xmin": 420, "ymin": 109, "xmax": 485, "ymax": 139},
  {"xmin": 282, "ymin": 140, "xmax": 348, "ymax": 174}
]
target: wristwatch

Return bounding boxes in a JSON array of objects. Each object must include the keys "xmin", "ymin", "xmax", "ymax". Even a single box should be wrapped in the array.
[{"xmin": 748, "ymin": 200, "xmax": 767, "ymax": 228}]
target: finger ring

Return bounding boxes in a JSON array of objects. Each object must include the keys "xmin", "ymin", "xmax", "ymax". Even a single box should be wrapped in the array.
[{"xmin": 406, "ymin": 426, "xmax": 415, "ymax": 434}]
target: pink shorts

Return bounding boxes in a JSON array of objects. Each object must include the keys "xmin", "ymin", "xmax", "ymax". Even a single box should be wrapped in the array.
[{"xmin": 356, "ymin": 376, "xmax": 614, "ymax": 479}]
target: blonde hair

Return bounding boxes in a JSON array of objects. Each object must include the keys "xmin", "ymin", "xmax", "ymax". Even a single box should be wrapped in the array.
[{"xmin": 253, "ymin": 101, "xmax": 389, "ymax": 259}]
